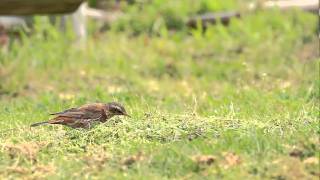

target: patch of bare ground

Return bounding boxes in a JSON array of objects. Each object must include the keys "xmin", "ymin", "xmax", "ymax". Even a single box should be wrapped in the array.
[
  {"xmin": 192, "ymin": 155, "xmax": 216, "ymax": 166},
  {"xmin": 1, "ymin": 164, "xmax": 56, "ymax": 179},
  {"xmin": 192, "ymin": 152, "xmax": 242, "ymax": 169},
  {"xmin": 2, "ymin": 141, "xmax": 49, "ymax": 161},
  {"xmin": 221, "ymin": 152, "xmax": 241, "ymax": 169},
  {"xmin": 270, "ymin": 157, "xmax": 316, "ymax": 180},
  {"xmin": 121, "ymin": 152, "xmax": 145, "ymax": 169},
  {"xmin": 296, "ymin": 40, "xmax": 319, "ymax": 62},
  {"xmin": 82, "ymin": 146, "xmax": 110, "ymax": 171}
]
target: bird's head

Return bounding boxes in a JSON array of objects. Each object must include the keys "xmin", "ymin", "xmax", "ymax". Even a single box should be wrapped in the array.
[{"xmin": 106, "ymin": 102, "xmax": 131, "ymax": 117}]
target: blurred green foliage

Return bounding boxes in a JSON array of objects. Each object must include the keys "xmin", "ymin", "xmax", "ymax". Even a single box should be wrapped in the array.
[
  {"xmin": 0, "ymin": 0, "xmax": 318, "ymax": 179},
  {"xmin": 112, "ymin": 0, "xmax": 239, "ymax": 34}
]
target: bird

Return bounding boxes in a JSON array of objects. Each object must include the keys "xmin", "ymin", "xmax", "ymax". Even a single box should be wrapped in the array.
[{"xmin": 30, "ymin": 102, "xmax": 130, "ymax": 129}]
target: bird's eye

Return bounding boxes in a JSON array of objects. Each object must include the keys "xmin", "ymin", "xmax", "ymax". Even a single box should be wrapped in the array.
[{"xmin": 113, "ymin": 107, "xmax": 122, "ymax": 113}]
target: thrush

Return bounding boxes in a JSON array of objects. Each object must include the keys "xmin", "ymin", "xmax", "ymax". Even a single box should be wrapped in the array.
[{"xmin": 30, "ymin": 102, "xmax": 130, "ymax": 129}]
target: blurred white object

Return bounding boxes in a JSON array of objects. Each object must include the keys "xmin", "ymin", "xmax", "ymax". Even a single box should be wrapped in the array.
[
  {"xmin": 72, "ymin": 2, "xmax": 87, "ymax": 41},
  {"xmin": 264, "ymin": 0, "xmax": 318, "ymax": 9},
  {"xmin": 0, "ymin": 16, "xmax": 30, "ymax": 30},
  {"xmin": 71, "ymin": 2, "xmax": 122, "ymax": 41},
  {"xmin": 56, "ymin": 2, "xmax": 122, "ymax": 41},
  {"xmin": 0, "ymin": 2, "xmax": 122, "ymax": 42},
  {"xmin": 249, "ymin": 0, "xmax": 318, "ymax": 11}
]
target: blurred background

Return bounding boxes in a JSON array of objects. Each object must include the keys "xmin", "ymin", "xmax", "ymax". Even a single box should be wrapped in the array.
[
  {"xmin": 0, "ymin": 0, "xmax": 317, "ymax": 114},
  {"xmin": 0, "ymin": 0, "xmax": 319, "ymax": 178}
]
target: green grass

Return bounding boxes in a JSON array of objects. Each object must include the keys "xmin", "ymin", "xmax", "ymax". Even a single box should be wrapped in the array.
[{"xmin": 0, "ymin": 1, "xmax": 319, "ymax": 179}]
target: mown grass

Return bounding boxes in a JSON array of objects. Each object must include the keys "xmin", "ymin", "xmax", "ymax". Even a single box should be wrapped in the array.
[{"xmin": 0, "ymin": 1, "xmax": 319, "ymax": 179}]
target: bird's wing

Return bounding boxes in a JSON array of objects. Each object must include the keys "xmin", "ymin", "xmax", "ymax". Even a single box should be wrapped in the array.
[
  {"xmin": 50, "ymin": 103, "xmax": 105, "ymax": 120},
  {"xmin": 78, "ymin": 103, "xmax": 105, "ymax": 112},
  {"xmin": 62, "ymin": 110, "xmax": 103, "ymax": 120},
  {"xmin": 50, "ymin": 103, "xmax": 105, "ymax": 115},
  {"xmin": 50, "ymin": 108, "xmax": 78, "ymax": 115},
  {"xmin": 47, "ymin": 111, "xmax": 85, "ymax": 124}
]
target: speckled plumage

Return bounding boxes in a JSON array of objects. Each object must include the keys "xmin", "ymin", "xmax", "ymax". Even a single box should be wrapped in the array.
[{"xmin": 31, "ymin": 102, "xmax": 130, "ymax": 129}]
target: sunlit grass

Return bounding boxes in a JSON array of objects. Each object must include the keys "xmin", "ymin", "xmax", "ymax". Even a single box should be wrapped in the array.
[{"xmin": 0, "ymin": 2, "xmax": 318, "ymax": 179}]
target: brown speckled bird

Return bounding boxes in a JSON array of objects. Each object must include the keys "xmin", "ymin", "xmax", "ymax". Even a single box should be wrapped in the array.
[{"xmin": 30, "ymin": 102, "xmax": 130, "ymax": 129}]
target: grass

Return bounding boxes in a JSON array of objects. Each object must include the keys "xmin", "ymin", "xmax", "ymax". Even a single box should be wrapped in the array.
[{"xmin": 0, "ymin": 1, "xmax": 319, "ymax": 179}]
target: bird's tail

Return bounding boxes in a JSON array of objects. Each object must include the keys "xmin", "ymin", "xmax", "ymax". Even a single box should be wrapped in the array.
[{"xmin": 30, "ymin": 121, "xmax": 48, "ymax": 127}]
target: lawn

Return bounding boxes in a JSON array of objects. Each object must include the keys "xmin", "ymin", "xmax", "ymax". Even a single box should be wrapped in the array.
[{"xmin": 0, "ymin": 0, "xmax": 319, "ymax": 179}]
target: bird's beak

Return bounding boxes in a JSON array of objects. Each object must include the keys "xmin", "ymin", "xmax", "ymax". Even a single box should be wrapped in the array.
[{"xmin": 124, "ymin": 113, "xmax": 131, "ymax": 118}]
